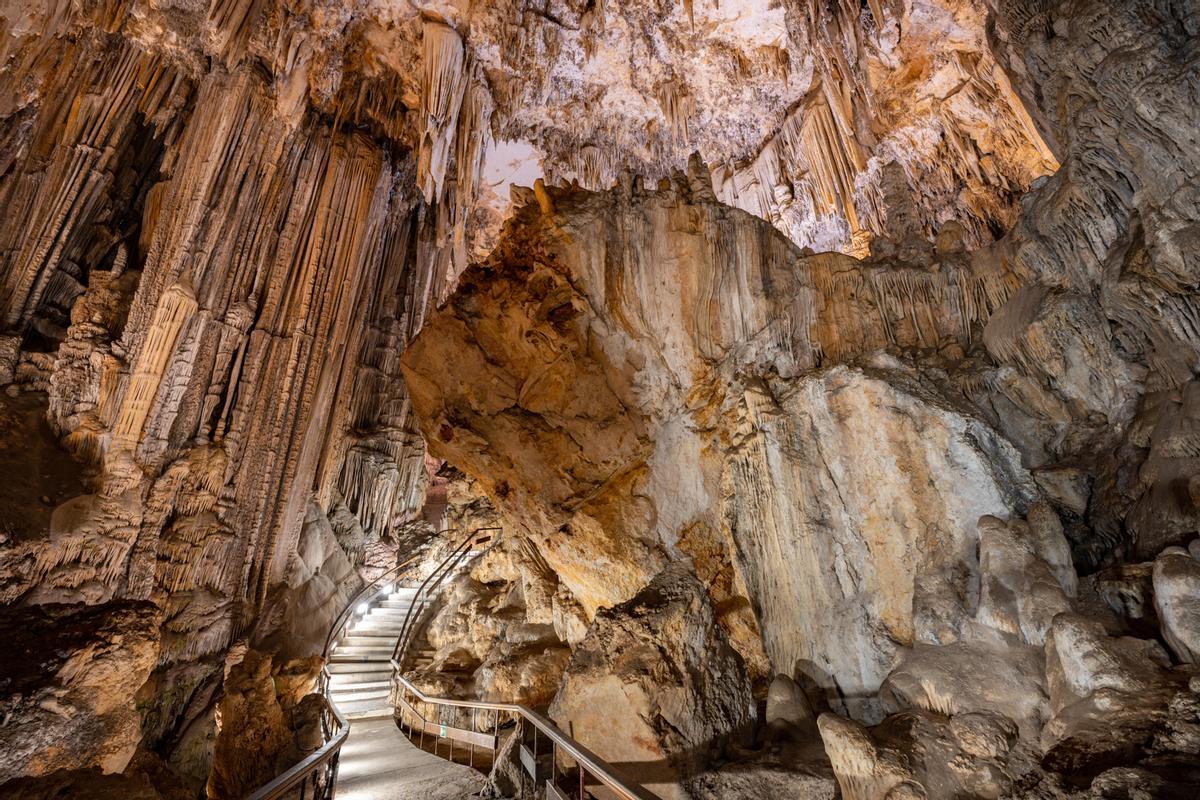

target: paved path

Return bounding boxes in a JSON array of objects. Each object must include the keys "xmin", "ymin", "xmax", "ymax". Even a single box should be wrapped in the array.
[{"xmin": 335, "ymin": 718, "xmax": 488, "ymax": 800}]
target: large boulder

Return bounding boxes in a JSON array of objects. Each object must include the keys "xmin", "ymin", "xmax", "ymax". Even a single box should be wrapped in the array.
[
  {"xmin": 1153, "ymin": 546, "xmax": 1200, "ymax": 663},
  {"xmin": 549, "ymin": 564, "xmax": 754, "ymax": 800}
]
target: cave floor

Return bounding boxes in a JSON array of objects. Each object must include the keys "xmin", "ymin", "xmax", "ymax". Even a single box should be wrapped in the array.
[
  {"xmin": 0, "ymin": 390, "xmax": 87, "ymax": 543},
  {"xmin": 336, "ymin": 718, "xmax": 489, "ymax": 800}
]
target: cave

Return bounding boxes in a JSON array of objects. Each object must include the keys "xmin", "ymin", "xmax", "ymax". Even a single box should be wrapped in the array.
[{"xmin": 1, "ymin": 1, "xmax": 1199, "ymax": 799}]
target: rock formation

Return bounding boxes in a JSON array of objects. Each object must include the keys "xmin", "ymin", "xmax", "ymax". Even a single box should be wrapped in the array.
[
  {"xmin": 0, "ymin": 600, "xmax": 161, "ymax": 782},
  {"xmin": 0, "ymin": 0, "xmax": 1198, "ymax": 797}
]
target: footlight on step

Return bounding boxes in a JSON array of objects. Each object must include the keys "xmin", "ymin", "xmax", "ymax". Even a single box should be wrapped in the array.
[{"xmin": 356, "ymin": 602, "xmax": 369, "ymax": 615}]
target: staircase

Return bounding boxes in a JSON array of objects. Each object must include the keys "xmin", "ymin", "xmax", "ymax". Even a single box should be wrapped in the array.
[
  {"xmin": 327, "ymin": 586, "xmax": 430, "ymax": 720},
  {"xmin": 249, "ymin": 526, "xmax": 651, "ymax": 800}
]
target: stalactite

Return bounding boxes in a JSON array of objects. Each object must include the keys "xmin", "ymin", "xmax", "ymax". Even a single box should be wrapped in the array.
[
  {"xmin": 0, "ymin": 38, "xmax": 188, "ymax": 334},
  {"xmin": 657, "ymin": 82, "xmax": 694, "ymax": 147},
  {"xmin": 713, "ymin": 90, "xmax": 875, "ymax": 254},
  {"xmin": 455, "ymin": 78, "xmax": 493, "ymax": 214},
  {"xmin": 417, "ymin": 21, "xmax": 468, "ymax": 206}
]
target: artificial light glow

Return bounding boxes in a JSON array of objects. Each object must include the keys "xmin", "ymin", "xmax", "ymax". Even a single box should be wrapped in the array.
[
  {"xmin": 356, "ymin": 603, "xmax": 369, "ymax": 615},
  {"xmin": 382, "ymin": 584, "xmax": 394, "ymax": 595}
]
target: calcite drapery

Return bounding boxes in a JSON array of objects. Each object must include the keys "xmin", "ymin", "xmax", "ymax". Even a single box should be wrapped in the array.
[{"xmin": 0, "ymin": 5, "xmax": 444, "ymax": 788}]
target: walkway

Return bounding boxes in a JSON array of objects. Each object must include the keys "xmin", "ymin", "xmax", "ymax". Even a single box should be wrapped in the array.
[
  {"xmin": 335, "ymin": 718, "xmax": 487, "ymax": 800},
  {"xmin": 328, "ymin": 584, "xmax": 488, "ymax": 799}
]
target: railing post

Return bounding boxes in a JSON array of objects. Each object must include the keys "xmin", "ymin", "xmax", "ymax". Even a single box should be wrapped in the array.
[{"xmin": 518, "ymin": 716, "xmax": 526, "ymax": 797}]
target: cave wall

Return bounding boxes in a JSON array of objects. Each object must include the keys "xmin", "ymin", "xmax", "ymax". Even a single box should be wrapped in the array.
[
  {"xmin": 983, "ymin": 0, "xmax": 1200, "ymax": 565},
  {"xmin": 0, "ymin": 1, "xmax": 452, "ymax": 790},
  {"xmin": 399, "ymin": 1, "xmax": 1200, "ymax": 793},
  {"xmin": 401, "ymin": 174, "xmax": 1040, "ymax": 718},
  {"xmin": 0, "ymin": 0, "xmax": 1197, "ymax": 797}
]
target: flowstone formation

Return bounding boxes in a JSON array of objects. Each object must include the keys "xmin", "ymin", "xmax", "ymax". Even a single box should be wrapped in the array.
[
  {"xmin": 397, "ymin": 2, "xmax": 1200, "ymax": 794},
  {"xmin": 0, "ymin": 0, "xmax": 1197, "ymax": 798}
]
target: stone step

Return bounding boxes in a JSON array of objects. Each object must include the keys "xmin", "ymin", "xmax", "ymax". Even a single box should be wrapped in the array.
[
  {"xmin": 326, "ymin": 660, "xmax": 392, "ymax": 673},
  {"xmin": 363, "ymin": 609, "xmax": 416, "ymax": 619},
  {"xmin": 335, "ymin": 645, "xmax": 396, "ymax": 657},
  {"xmin": 379, "ymin": 599, "xmax": 429, "ymax": 609},
  {"xmin": 341, "ymin": 635, "xmax": 400, "ymax": 647},
  {"xmin": 359, "ymin": 613, "xmax": 412, "ymax": 622},
  {"xmin": 349, "ymin": 620, "xmax": 406, "ymax": 631},
  {"xmin": 336, "ymin": 697, "xmax": 395, "ymax": 720},
  {"xmin": 354, "ymin": 627, "xmax": 407, "ymax": 638},
  {"xmin": 327, "ymin": 677, "xmax": 390, "ymax": 691},
  {"xmin": 343, "ymin": 709, "xmax": 394, "ymax": 721},
  {"xmin": 329, "ymin": 685, "xmax": 390, "ymax": 703},
  {"xmin": 331, "ymin": 654, "xmax": 393, "ymax": 665},
  {"xmin": 347, "ymin": 628, "xmax": 404, "ymax": 639},
  {"xmin": 324, "ymin": 671, "xmax": 388, "ymax": 690},
  {"xmin": 356, "ymin": 620, "xmax": 416, "ymax": 630},
  {"xmin": 364, "ymin": 606, "xmax": 424, "ymax": 617},
  {"xmin": 354, "ymin": 622, "xmax": 410, "ymax": 632}
]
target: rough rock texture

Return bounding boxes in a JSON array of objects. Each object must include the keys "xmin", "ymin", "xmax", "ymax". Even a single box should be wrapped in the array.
[
  {"xmin": 398, "ymin": 2, "xmax": 1200, "ymax": 791},
  {"xmin": 402, "ymin": 176, "xmax": 1037, "ymax": 717},
  {"xmin": 0, "ymin": 0, "xmax": 450, "ymax": 790},
  {"xmin": 725, "ymin": 367, "xmax": 1037, "ymax": 717},
  {"xmin": 819, "ymin": 508, "xmax": 1200, "ymax": 799},
  {"xmin": 205, "ymin": 650, "xmax": 322, "ymax": 800},
  {"xmin": 0, "ymin": 601, "xmax": 161, "ymax": 782},
  {"xmin": 1154, "ymin": 546, "xmax": 1200, "ymax": 664},
  {"xmin": 981, "ymin": 0, "xmax": 1200, "ymax": 568},
  {"xmin": 0, "ymin": 769, "xmax": 168, "ymax": 800},
  {"xmin": 549, "ymin": 564, "xmax": 754, "ymax": 800},
  {"xmin": 1, "ymin": 0, "xmax": 1199, "ymax": 797},
  {"xmin": 411, "ymin": 536, "xmax": 572, "ymax": 706}
]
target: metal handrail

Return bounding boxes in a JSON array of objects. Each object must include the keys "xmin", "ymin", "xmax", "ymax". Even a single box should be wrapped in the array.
[
  {"xmin": 389, "ymin": 526, "xmax": 501, "ymax": 669},
  {"xmin": 387, "ymin": 525, "xmax": 654, "ymax": 800},
  {"xmin": 252, "ymin": 523, "xmax": 653, "ymax": 800},
  {"xmin": 248, "ymin": 529, "xmax": 465, "ymax": 800},
  {"xmin": 320, "ymin": 532, "xmax": 453, "ymax": 663},
  {"xmin": 391, "ymin": 672, "xmax": 656, "ymax": 800},
  {"xmin": 246, "ymin": 694, "xmax": 349, "ymax": 800}
]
